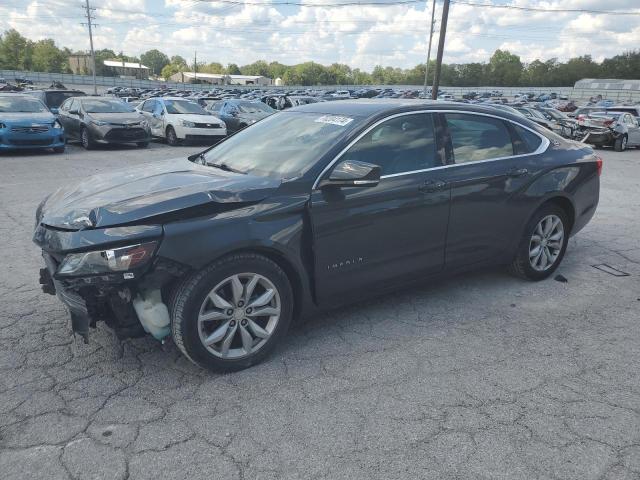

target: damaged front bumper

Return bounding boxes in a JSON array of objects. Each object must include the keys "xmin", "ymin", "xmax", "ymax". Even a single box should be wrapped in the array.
[{"xmin": 34, "ymin": 223, "xmax": 189, "ymax": 342}]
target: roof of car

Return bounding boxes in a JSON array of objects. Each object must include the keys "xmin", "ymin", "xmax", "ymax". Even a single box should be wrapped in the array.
[{"xmin": 290, "ymin": 99, "xmax": 529, "ymax": 119}]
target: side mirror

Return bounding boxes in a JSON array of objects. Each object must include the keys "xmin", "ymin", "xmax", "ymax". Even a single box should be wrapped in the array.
[{"xmin": 319, "ymin": 160, "xmax": 381, "ymax": 189}]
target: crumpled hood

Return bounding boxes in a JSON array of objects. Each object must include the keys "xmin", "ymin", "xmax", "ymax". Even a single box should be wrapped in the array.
[
  {"xmin": 39, "ymin": 157, "xmax": 280, "ymax": 230},
  {"xmin": 2, "ymin": 112, "xmax": 55, "ymax": 125}
]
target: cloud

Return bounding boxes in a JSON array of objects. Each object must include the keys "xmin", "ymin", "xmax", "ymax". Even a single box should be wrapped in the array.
[{"xmin": 0, "ymin": 0, "xmax": 639, "ymax": 69}]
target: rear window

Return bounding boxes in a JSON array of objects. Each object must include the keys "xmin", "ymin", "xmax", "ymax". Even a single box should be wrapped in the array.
[
  {"xmin": 44, "ymin": 91, "xmax": 82, "ymax": 109},
  {"xmin": 445, "ymin": 113, "xmax": 513, "ymax": 163}
]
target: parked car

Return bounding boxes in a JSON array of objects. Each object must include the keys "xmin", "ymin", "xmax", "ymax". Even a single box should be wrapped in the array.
[
  {"xmin": 57, "ymin": 96, "xmax": 151, "ymax": 149},
  {"xmin": 207, "ymin": 99, "xmax": 276, "ymax": 133},
  {"xmin": 0, "ymin": 94, "xmax": 65, "ymax": 152},
  {"xmin": 581, "ymin": 111, "xmax": 640, "ymax": 151},
  {"xmin": 24, "ymin": 89, "xmax": 85, "ymax": 115},
  {"xmin": 34, "ymin": 101, "xmax": 601, "ymax": 371},
  {"xmin": 137, "ymin": 97, "xmax": 226, "ymax": 145}
]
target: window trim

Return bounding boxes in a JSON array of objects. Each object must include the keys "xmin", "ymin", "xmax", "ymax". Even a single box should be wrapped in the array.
[{"xmin": 313, "ymin": 109, "xmax": 550, "ymax": 189}]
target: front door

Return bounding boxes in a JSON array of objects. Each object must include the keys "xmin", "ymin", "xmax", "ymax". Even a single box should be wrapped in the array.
[{"xmin": 309, "ymin": 112, "xmax": 451, "ymax": 303}]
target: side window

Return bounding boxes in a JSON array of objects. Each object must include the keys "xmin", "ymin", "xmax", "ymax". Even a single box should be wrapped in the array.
[
  {"xmin": 142, "ymin": 100, "xmax": 154, "ymax": 113},
  {"xmin": 511, "ymin": 123, "xmax": 543, "ymax": 155},
  {"xmin": 209, "ymin": 101, "xmax": 223, "ymax": 112},
  {"xmin": 59, "ymin": 98, "xmax": 71, "ymax": 112},
  {"xmin": 444, "ymin": 113, "xmax": 513, "ymax": 163},
  {"xmin": 67, "ymin": 98, "xmax": 78, "ymax": 113},
  {"xmin": 341, "ymin": 113, "xmax": 438, "ymax": 176}
]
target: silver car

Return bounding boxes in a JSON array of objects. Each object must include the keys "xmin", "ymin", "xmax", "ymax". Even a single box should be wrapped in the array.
[{"xmin": 582, "ymin": 111, "xmax": 640, "ymax": 151}]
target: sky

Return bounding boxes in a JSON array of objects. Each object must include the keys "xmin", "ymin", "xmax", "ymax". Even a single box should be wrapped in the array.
[{"xmin": 1, "ymin": 0, "xmax": 639, "ymax": 71}]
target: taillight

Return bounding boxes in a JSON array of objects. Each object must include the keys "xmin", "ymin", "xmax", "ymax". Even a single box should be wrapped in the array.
[{"xmin": 596, "ymin": 156, "xmax": 603, "ymax": 176}]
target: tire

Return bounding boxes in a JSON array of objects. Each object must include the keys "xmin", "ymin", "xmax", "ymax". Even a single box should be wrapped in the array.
[
  {"xmin": 509, "ymin": 204, "xmax": 569, "ymax": 281},
  {"xmin": 80, "ymin": 127, "xmax": 94, "ymax": 150},
  {"xmin": 171, "ymin": 253, "xmax": 294, "ymax": 372},
  {"xmin": 614, "ymin": 134, "xmax": 627, "ymax": 152},
  {"xmin": 137, "ymin": 141, "xmax": 149, "ymax": 148},
  {"xmin": 166, "ymin": 126, "xmax": 180, "ymax": 146},
  {"xmin": 52, "ymin": 146, "xmax": 65, "ymax": 153}
]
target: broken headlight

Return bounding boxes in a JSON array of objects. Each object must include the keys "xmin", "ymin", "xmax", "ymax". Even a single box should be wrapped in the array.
[{"xmin": 57, "ymin": 241, "xmax": 157, "ymax": 276}]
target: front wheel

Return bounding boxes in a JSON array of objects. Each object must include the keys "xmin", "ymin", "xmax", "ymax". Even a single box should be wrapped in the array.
[
  {"xmin": 80, "ymin": 127, "xmax": 94, "ymax": 150},
  {"xmin": 614, "ymin": 134, "xmax": 627, "ymax": 152},
  {"xmin": 509, "ymin": 204, "xmax": 569, "ymax": 281},
  {"xmin": 171, "ymin": 253, "xmax": 294, "ymax": 372},
  {"xmin": 166, "ymin": 126, "xmax": 180, "ymax": 146}
]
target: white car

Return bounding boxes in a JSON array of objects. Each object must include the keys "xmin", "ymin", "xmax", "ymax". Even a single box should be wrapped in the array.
[{"xmin": 136, "ymin": 97, "xmax": 226, "ymax": 146}]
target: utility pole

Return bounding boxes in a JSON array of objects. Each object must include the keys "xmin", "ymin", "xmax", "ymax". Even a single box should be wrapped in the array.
[
  {"xmin": 194, "ymin": 51, "xmax": 197, "ymax": 83},
  {"xmin": 423, "ymin": 0, "xmax": 437, "ymax": 95},
  {"xmin": 431, "ymin": 0, "xmax": 450, "ymax": 100},
  {"xmin": 82, "ymin": 0, "xmax": 98, "ymax": 95}
]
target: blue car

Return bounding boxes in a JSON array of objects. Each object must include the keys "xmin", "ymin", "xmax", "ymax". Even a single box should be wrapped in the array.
[{"xmin": 0, "ymin": 94, "xmax": 65, "ymax": 152}]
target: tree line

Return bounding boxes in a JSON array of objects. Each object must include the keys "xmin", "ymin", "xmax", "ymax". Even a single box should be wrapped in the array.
[{"xmin": 1, "ymin": 28, "xmax": 639, "ymax": 87}]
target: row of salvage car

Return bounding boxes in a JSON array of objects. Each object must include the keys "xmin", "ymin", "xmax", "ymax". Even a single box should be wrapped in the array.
[{"xmin": 1, "ymin": 87, "xmax": 639, "ymax": 153}]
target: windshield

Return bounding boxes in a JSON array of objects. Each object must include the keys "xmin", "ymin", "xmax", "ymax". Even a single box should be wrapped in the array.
[
  {"xmin": 165, "ymin": 100, "xmax": 207, "ymax": 115},
  {"xmin": 45, "ymin": 91, "xmax": 81, "ymax": 108},
  {"xmin": 82, "ymin": 99, "xmax": 135, "ymax": 113},
  {"xmin": 203, "ymin": 112, "xmax": 355, "ymax": 178},
  {"xmin": 236, "ymin": 102, "xmax": 275, "ymax": 114},
  {"xmin": 0, "ymin": 97, "xmax": 48, "ymax": 113}
]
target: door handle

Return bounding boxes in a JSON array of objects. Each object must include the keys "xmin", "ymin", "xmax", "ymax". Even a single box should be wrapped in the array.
[
  {"xmin": 419, "ymin": 179, "xmax": 447, "ymax": 193},
  {"xmin": 507, "ymin": 168, "xmax": 529, "ymax": 178}
]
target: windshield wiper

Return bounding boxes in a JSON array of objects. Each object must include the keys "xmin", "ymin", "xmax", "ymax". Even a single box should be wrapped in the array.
[{"xmin": 205, "ymin": 158, "xmax": 246, "ymax": 175}]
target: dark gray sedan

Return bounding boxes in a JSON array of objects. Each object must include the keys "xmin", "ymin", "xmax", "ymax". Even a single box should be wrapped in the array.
[
  {"xmin": 57, "ymin": 97, "xmax": 151, "ymax": 149},
  {"xmin": 207, "ymin": 99, "xmax": 276, "ymax": 133},
  {"xmin": 34, "ymin": 100, "xmax": 601, "ymax": 371}
]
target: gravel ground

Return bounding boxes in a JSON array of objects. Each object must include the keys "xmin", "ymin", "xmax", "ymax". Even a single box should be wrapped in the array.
[{"xmin": 1, "ymin": 141, "xmax": 639, "ymax": 480}]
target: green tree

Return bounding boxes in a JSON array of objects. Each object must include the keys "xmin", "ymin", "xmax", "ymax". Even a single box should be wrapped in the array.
[
  {"xmin": 170, "ymin": 55, "xmax": 188, "ymax": 68},
  {"xmin": 161, "ymin": 63, "xmax": 181, "ymax": 80},
  {"xmin": 0, "ymin": 29, "xmax": 31, "ymax": 69},
  {"xmin": 140, "ymin": 49, "xmax": 169, "ymax": 76},
  {"xmin": 31, "ymin": 39, "xmax": 68, "ymax": 73},
  {"xmin": 488, "ymin": 49, "xmax": 523, "ymax": 86},
  {"xmin": 226, "ymin": 63, "xmax": 241, "ymax": 75}
]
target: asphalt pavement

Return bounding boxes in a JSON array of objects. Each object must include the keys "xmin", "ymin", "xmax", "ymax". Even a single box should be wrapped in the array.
[{"xmin": 1, "ymin": 141, "xmax": 639, "ymax": 480}]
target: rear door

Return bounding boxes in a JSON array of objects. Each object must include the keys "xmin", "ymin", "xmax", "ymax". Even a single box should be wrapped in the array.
[
  {"xmin": 435, "ymin": 111, "xmax": 548, "ymax": 268},
  {"xmin": 309, "ymin": 112, "xmax": 451, "ymax": 303}
]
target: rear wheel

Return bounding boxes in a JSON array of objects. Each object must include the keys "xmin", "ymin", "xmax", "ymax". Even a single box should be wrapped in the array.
[
  {"xmin": 166, "ymin": 126, "xmax": 180, "ymax": 146},
  {"xmin": 509, "ymin": 204, "xmax": 569, "ymax": 281},
  {"xmin": 614, "ymin": 134, "xmax": 627, "ymax": 152},
  {"xmin": 171, "ymin": 253, "xmax": 293, "ymax": 371}
]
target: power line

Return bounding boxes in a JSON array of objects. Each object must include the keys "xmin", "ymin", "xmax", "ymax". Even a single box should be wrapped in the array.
[{"xmin": 450, "ymin": 0, "xmax": 640, "ymax": 16}]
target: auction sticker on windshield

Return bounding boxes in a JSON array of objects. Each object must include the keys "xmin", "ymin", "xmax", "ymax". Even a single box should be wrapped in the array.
[{"xmin": 315, "ymin": 115, "xmax": 354, "ymax": 126}]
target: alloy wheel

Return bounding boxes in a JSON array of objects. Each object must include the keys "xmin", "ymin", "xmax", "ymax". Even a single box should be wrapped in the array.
[
  {"xmin": 81, "ymin": 129, "xmax": 89, "ymax": 148},
  {"xmin": 529, "ymin": 214, "xmax": 564, "ymax": 271},
  {"xmin": 622, "ymin": 136, "xmax": 628, "ymax": 150},
  {"xmin": 197, "ymin": 273, "xmax": 281, "ymax": 359}
]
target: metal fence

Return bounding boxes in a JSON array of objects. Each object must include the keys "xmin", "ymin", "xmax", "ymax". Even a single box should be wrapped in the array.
[{"xmin": 2, "ymin": 69, "xmax": 639, "ymax": 102}]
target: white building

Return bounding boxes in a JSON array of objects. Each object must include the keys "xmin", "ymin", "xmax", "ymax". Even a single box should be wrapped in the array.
[
  {"xmin": 103, "ymin": 60, "xmax": 150, "ymax": 79},
  {"xmin": 170, "ymin": 71, "xmax": 271, "ymax": 86}
]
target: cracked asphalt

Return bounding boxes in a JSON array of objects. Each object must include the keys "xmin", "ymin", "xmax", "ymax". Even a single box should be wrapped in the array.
[{"xmin": 1, "ymin": 141, "xmax": 640, "ymax": 480}]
